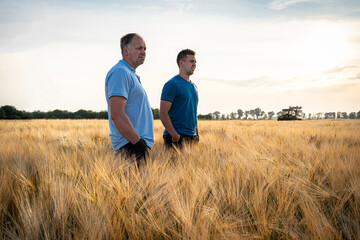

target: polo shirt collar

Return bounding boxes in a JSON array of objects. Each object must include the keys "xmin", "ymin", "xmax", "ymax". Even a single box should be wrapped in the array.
[
  {"xmin": 120, "ymin": 60, "xmax": 136, "ymax": 73},
  {"xmin": 120, "ymin": 60, "xmax": 141, "ymax": 83}
]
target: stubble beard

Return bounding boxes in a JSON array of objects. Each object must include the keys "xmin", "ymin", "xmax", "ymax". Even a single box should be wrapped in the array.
[
  {"xmin": 136, "ymin": 58, "xmax": 145, "ymax": 67},
  {"xmin": 186, "ymin": 69, "xmax": 194, "ymax": 76}
]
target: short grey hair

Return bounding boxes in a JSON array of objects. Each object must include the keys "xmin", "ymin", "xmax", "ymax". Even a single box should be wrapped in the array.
[{"xmin": 120, "ymin": 33, "xmax": 141, "ymax": 55}]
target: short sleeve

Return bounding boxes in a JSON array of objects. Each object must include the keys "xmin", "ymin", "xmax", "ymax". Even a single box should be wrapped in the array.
[
  {"xmin": 107, "ymin": 69, "xmax": 132, "ymax": 100},
  {"xmin": 161, "ymin": 80, "xmax": 177, "ymax": 102}
]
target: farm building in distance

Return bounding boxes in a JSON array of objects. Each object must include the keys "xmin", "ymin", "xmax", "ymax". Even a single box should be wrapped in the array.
[{"xmin": 278, "ymin": 106, "xmax": 303, "ymax": 121}]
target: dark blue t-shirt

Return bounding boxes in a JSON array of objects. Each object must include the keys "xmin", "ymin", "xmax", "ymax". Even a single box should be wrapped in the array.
[{"xmin": 161, "ymin": 75, "xmax": 198, "ymax": 136}]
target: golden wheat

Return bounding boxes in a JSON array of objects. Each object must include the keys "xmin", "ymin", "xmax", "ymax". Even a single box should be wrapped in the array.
[{"xmin": 0, "ymin": 119, "xmax": 359, "ymax": 239}]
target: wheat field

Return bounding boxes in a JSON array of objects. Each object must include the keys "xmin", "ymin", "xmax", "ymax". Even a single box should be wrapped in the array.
[{"xmin": 0, "ymin": 119, "xmax": 359, "ymax": 239}]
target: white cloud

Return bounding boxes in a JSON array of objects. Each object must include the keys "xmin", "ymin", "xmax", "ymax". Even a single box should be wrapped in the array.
[
  {"xmin": 198, "ymin": 65, "xmax": 360, "ymax": 91},
  {"xmin": 321, "ymin": 65, "xmax": 359, "ymax": 74},
  {"xmin": 126, "ymin": 0, "xmax": 194, "ymax": 12},
  {"xmin": 197, "ymin": 76, "xmax": 270, "ymax": 88},
  {"xmin": 269, "ymin": 0, "xmax": 314, "ymax": 10},
  {"xmin": 126, "ymin": 5, "xmax": 163, "ymax": 11}
]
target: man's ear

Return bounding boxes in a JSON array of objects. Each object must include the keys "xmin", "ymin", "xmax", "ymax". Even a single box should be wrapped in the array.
[{"xmin": 123, "ymin": 45, "xmax": 129, "ymax": 57}]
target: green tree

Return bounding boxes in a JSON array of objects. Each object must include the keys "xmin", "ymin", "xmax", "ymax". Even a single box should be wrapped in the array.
[
  {"xmin": 0, "ymin": 105, "xmax": 24, "ymax": 119},
  {"xmin": 237, "ymin": 109, "xmax": 243, "ymax": 119},
  {"xmin": 249, "ymin": 109, "xmax": 256, "ymax": 119},
  {"xmin": 268, "ymin": 111, "xmax": 275, "ymax": 120},
  {"xmin": 74, "ymin": 110, "xmax": 97, "ymax": 119},
  {"xmin": 315, "ymin": 112, "xmax": 324, "ymax": 119},
  {"xmin": 325, "ymin": 112, "xmax": 336, "ymax": 119},
  {"xmin": 0, "ymin": 108, "xmax": 5, "ymax": 119},
  {"xmin": 47, "ymin": 109, "xmax": 68, "ymax": 119},
  {"xmin": 260, "ymin": 111, "xmax": 266, "ymax": 119},
  {"xmin": 97, "ymin": 111, "xmax": 108, "ymax": 119},
  {"xmin": 198, "ymin": 113, "xmax": 212, "ymax": 120},
  {"xmin": 244, "ymin": 111, "xmax": 250, "ymax": 120},
  {"xmin": 254, "ymin": 108, "xmax": 261, "ymax": 119},
  {"xmin": 336, "ymin": 112, "xmax": 342, "ymax": 119},
  {"xmin": 357, "ymin": 111, "xmax": 360, "ymax": 119},
  {"xmin": 213, "ymin": 111, "xmax": 220, "ymax": 120},
  {"xmin": 349, "ymin": 112, "xmax": 356, "ymax": 119},
  {"xmin": 152, "ymin": 108, "xmax": 159, "ymax": 119},
  {"xmin": 30, "ymin": 110, "xmax": 46, "ymax": 119}
]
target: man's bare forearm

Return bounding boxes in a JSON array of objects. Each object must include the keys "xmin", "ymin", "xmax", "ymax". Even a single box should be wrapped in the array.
[
  {"xmin": 160, "ymin": 100, "xmax": 180, "ymax": 142},
  {"xmin": 159, "ymin": 112, "xmax": 178, "ymax": 137},
  {"xmin": 112, "ymin": 112, "xmax": 140, "ymax": 144}
]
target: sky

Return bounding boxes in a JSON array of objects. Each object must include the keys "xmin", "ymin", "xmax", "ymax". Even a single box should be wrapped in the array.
[{"xmin": 0, "ymin": 0, "xmax": 360, "ymax": 115}]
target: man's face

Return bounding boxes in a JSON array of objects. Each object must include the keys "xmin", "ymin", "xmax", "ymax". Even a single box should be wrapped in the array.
[
  {"xmin": 181, "ymin": 55, "xmax": 196, "ymax": 76},
  {"xmin": 124, "ymin": 35, "xmax": 146, "ymax": 69}
]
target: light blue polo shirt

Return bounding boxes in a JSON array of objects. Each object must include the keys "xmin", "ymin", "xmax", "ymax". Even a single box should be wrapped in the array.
[{"xmin": 105, "ymin": 60, "xmax": 154, "ymax": 151}]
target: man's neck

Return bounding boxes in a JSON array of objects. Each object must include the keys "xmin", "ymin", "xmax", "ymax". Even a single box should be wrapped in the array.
[
  {"xmin": 179, "ymin": 72, "xmax": 190, "ymax": 81},
  {"xmin": 123, "ymin": 58, "xmax": 137, "ymax": 70}
]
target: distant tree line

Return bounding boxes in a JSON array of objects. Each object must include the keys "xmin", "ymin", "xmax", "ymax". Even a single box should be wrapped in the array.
[
  {"xmin": 208, "ymin": 109, "xmax": 360, "ymax": 120},
  {"xmin": 0, "ymin": 105, "xmax": 109, "ymax": 119},
  {"xmin": 199, "ymin": 108, "xmax": 360, "ymax": 120},
  {"xmin": 1, "ymin": 105, "xmax": 360, "ymax": 120},
  {"xmin": 209, "ymin": 108, "xmax": 277, "ymax": 120},
  {"xmin": 308, "ymin": 112, "xmax": 360, "ymax": 119}
]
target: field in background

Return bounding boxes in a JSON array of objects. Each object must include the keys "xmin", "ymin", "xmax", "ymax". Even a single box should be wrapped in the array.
[{"xmin": 0, "ymin": 119, "xmax": 359, "ymax": 239}]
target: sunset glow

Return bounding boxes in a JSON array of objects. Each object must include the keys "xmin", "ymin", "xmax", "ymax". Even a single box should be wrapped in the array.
[
  {"xmin": 0, "ymin": 0, "xmax": 359, "ymax": 114},
  {"xmin": 295, "ymin": 23, "xmax": 353, "ymax": 73}
]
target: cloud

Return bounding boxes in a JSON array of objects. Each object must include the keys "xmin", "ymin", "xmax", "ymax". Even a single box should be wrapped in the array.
[
  {"xmin": 321, "ymin": 65, "xmax": 359, "ymax": 74},
  {"xmin": 305, "ymin": 82, "xmax": 360, "ymax": 93},
  {"xmin": 269, "ymin": 0, "xmax": 314, "ymax": 10},
  {"xmin": 197, "ymin": 75, "xmax": 270, "ymax": 88},
  {"xmin": 348, "ymin": 73, "xmax": 360, "ymax": 80},
  {"xmin": 198, "ymin": 65, "xmax": 360, "ymax": 92},
  {"xmin": 126, "ymin": 0, "xmax": 194, "ymax": 12},
  {"xmin": 126, "ymin": 4, "xmax": 163, "ymax": 11},
  {"xmin": 0, "ymin": 0, "xmax": 46, "ymax": 23}
]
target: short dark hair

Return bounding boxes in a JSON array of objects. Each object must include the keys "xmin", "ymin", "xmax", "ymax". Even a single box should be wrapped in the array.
[
  {"xmin": 120, "ymin": 33, "xmax": 141, "ymax": 55},
  {"xmin": 176, "ymin": 49, "xmax": 196, "ymax": 67}
]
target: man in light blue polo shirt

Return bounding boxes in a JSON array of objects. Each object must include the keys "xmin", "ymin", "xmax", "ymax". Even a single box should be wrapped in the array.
[
  {"xmin": 159, "ymin": 49, "xmax": 199, "ymax": 148},
  {"xmin": 105, "ymin": 33, "xmax": 154, "ymax": 166}
]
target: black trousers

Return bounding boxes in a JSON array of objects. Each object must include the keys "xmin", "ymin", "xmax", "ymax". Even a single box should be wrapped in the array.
[
  {"xmin": 163, "ymin": 134, "xmax": 199, "ymax": 148},
  {"xmin": 116, "ymin": 142, "xmax": 149, "ymax": 167}
]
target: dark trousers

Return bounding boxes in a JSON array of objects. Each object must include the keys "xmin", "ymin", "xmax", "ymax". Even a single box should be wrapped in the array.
[
  {"xmin": 163, "ymin": 134, "xmax": 199, "ymax": 148},
  {"xmin": 116, "ymin": 142, "xmax": 148, "ymax": 167}
]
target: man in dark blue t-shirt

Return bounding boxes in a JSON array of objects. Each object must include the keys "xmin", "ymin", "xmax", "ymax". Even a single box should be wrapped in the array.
[{"xmin": 160, "ymin": 49, "xmax": 199, "ymax": 147}]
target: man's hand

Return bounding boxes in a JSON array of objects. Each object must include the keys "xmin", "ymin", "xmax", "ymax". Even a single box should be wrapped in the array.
[
  {"xmin": 132, "ymin": 138, "xmax": 148, "ymax": 158},
  {"xmin": 171, "ymin": 133, "xmax": 181, "ymax": 143}
]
